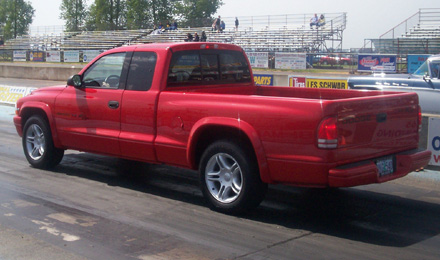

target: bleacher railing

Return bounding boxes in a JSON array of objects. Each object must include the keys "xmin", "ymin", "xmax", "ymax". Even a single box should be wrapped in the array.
[{"xmin": 379, "ymin": 8, "xmax": 440, "ymax": 40}]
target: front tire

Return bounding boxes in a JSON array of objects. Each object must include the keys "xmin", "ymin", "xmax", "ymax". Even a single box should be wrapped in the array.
[
  {"xmin": 199, "ymin": 140, "xmax": 267, "ymax": 214},
  {"xmin": 22, "ymin": 116, "xmax": 64, "ymax": 169}
]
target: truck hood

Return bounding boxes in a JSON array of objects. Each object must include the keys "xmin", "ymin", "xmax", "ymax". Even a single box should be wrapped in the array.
[
  {"xmin": 348, "ymin": 73, "xmax": 422, "ymax": 88},
  {"xmin": 30, "ymin": 85, "xmax": 67, "ymax": 95}
]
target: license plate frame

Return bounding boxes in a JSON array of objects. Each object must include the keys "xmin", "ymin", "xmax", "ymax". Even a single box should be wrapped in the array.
[{"xmin": 375, "ymin": 156, "xmax": 395, "ymax": 177}]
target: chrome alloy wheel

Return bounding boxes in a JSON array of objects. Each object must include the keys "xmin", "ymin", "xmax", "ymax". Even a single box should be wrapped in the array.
[
  {"xmin": 205, "ymin": 153, "xmax": 243, "ymax": 204},
  {"xmin": 25, "ymin": 124, "xmax": 46, "ymax": 160}
]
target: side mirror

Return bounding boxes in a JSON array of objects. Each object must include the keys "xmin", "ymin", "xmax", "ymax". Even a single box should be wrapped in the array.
[
  {"xmin": 67, "ymin": 74, "xmax": 83, "ymax": 88},
  {"xmin": 423, "ymin": 73, "xmax": 431, "ymax": 82}
]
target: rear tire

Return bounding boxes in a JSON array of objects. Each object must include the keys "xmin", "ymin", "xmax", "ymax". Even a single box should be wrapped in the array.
[
  {"xmin": 22, "ymin": 116, "xmax": 64, "ymax": 169},
  {"xmin": 199, "ymin": 140, "xmax": 267, "ymax": 214}
]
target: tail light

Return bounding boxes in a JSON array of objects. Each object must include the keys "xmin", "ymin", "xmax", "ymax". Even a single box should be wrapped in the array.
[
  {"xmin": 317, "ymin": 116, "xmax": 338, "ymax": 149},
  {"xmin": 418, "ymin": 105, "xmax": 422, "ymax": 132}
]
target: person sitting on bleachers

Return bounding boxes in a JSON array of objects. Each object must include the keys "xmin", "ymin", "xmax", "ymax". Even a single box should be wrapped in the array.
[
  {"xmin": 193, "ymin": 32, "xmax": 200, "ymax": 42},
  {"xmin": 171, "ymin": 21, "xmax": 178, "ymax": 30},
  {"xmin": 310, "ymin": 14, "xmax": 318, "ymax": 29},
  {"xmin": 185, "ymin": 33, "xmax": 193, "ymax": 42},
  {"xmin": 200, "ymin": 31, "xmax": 207, "ymax": 42},
  {"xmin": 221, "ymin": 21, "xmax": 225, "ymax": 32},
  {"xmin": 317, "ymin": 14, "xmax": 326, "ymax": 28}
]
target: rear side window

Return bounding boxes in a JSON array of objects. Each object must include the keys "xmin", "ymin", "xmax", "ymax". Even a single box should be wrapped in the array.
[
  {"xmin": 167, "ymin": 50, "xmax": 251, "ymax": 87},
  {"xmin": 126, "ymin": 52, "xmax": 157, "ymax": 91}
]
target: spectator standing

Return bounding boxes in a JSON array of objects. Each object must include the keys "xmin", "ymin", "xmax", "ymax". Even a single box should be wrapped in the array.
[
  {"xmin": 215, "ymin": 16, "xmax": 221, "ymax": 32},
  {"xmin": 221, "ymin": 20, "xmax": 225, "ymax": 32},
  {"xmin": 200, "ymin": 31, "xmax": 207, "ymax": 42},
  {"xmin": 194, "ymin": 32, "xmax": 200, "ymax": 42},
  {"xmin": 310, "ymin": 14, "xmax": 318, "ymax": 29},
  {"xmin": 235, "ymin": 17, "xmax": 239, "ymax": 31}
]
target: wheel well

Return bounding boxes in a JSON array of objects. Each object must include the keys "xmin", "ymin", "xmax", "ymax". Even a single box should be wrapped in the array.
[
  {"xmin": 193, "ymin": 126, "xmax": 257, "ymax": 170},
  {"xmin": 21, "ymin": 108, "xmax": 49, "ymax": 130}
]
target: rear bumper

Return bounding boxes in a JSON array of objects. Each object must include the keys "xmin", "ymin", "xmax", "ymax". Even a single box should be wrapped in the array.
[{"xmin": 328, "ymin": 149, "xmax": 431, "ymax": 187}]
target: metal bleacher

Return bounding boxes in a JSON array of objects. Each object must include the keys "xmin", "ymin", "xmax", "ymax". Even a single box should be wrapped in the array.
[
  {"xmin": 367, "ymin": 8, "xmax": 440, "ymax": 54},
  {"xmin": 133, "ymin": 13, "xmax": 347, "ymax": 53},
  {"xmin": 0, "ymin": 12, "xmax": 347, "ymax": 54}
]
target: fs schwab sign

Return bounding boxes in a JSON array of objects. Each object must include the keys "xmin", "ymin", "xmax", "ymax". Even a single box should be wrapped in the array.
[
  {"xmin": 358, "ymin": 55, "xmax": 397, "ymax": 73},
  {"xmin": 428, "ymin": 117, "xmax": 440, "ymax": 166}
]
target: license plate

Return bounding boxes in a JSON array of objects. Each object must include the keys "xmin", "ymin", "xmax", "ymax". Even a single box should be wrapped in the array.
[{"xmin": 376, "ymin": 157, "xmax": 394, "ymax": 176}]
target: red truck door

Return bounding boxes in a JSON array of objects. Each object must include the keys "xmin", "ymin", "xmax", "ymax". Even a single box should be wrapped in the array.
[
  {"xmin": 118, "ymin": 51, "xmax": 158, "ymax": 162},
  {"xmin": 54, "ymin": 52, "xmax": 127, "ymax": 156}
]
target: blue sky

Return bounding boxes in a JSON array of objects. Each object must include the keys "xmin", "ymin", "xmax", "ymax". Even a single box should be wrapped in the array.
[{"xmin": 29, "ymin": 0, "xmax": 439, "ymax": 48}]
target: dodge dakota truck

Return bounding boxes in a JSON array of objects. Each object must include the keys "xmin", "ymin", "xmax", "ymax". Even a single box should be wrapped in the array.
[{"xmin": 14, "ymin": 42, "xmax": 431, "ymax": 213}]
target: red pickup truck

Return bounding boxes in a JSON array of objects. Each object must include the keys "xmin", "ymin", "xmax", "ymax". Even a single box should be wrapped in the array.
[{"xmin": 14, "ymin": 42, "xmax": 430, "ymax": 213}]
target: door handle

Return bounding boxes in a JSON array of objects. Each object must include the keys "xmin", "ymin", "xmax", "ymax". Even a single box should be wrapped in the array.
[{"xmin": 108, "ymin": 101, "xmax": 119, "ymax": 109}]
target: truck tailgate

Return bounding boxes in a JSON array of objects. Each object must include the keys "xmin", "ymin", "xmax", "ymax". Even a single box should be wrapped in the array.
[{"xmin": 329, "ymin": 91, "xmax": 420, "ymax": 162}]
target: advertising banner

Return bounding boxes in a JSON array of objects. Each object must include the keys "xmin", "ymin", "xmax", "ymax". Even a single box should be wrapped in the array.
[
  {"xmin": 254, "ymin": 74, "xmax": 273, "ymax": 86},
  {"xmin": 247, "ymin": 52, "xmax": 269, "ymax": 68},
  {"xmin": 428, "ymin": 117, "xmax": 440, "ymax": 166},
  {"xmin": 306, "ymin": 78, "xmax": 348, "ymax": 89},
  {"xmin": 0, "ymin": 86, "xmax": 37, "ymax": 104},
  {"xmin": 29, "ymin": 51, "xmax": 44, "ymax": 62},
  {"xmin": 13, "ymin": 51, "xmax": 27, "ymax": 62},
  {"xmin": 46, "ymin": 51, "xmax": 61, "ymax": 62},
  {"xmin": 358, "ymin": 55, "xmax": 397, "ymax": 73},
  {"xmin": 64, "ymin": 51, "xmax": 80, "ymax": 63},
  {"xmin": 407, "ymin": 55, "xmax": 431, "ymax": 74},
  {"xmin": 275, "ymin": 53, "xmax": 307, "ymax": 70},
  {"xmin": 83, "ymin": 50, "xmax": 101, "ymax": 63},
  {"xmin": 289, "ymin": 76, "xmax": 306, "ymax": 87}
]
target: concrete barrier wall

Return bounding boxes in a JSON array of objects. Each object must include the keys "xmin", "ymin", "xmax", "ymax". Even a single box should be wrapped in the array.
[{"xmin": 0, "ymin": 63, "xmax": 84, "ymax": 81}]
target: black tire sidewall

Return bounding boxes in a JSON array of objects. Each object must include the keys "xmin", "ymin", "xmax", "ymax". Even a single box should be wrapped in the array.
[
  {"xmin": 22, "ymin": 116, "xmax": 63, "ymax": 169},
  {"xmin": 199, "ymin": 140, "xmax": 266, "ymax": 214}
]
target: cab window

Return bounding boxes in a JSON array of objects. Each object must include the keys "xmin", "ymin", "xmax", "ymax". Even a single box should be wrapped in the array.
[
  {"xmin": 167, "ymin": 50, "xmax": 251, "ymax": 87},
  {"xmin": 126, "ymin": 52, "xmax": 157, "ymax": 91},
  {"xmin": 83, "ymin": 52, "xmax": 126, "ymax": 89},
  {"xmin": 430, "ymin": 61, "xmax": 440, "ymax": 79}
]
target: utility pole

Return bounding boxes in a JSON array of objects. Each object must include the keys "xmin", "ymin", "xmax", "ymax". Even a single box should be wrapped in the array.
[{"xmin": 14, "ymin": 0, "xmax": 17, "ymax": 38}]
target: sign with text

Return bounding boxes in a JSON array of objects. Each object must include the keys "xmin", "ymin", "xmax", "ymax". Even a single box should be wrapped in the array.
[
  {"xmin": 247, "ymin": 52, "xmax": 269, "ymax": 68},
  {"xmin": 288, "ymin": 76, "xmax": 306, "ymax": 87},
  {"xmin": 358, "ymin": 55, "xmax": 397, "ymax": 73},
  {"xmin": 407, "ymin": 54, "xmax": 431, "ymax": 74},
  {"xmin": 0, "ymin": 86, "xmax": 37, "ymax": 104},
  {"xmin": 254, "ymin": 74, "xmax": 273, "ymax": 86},
  {"xmin": 83, "ymin": 50, "xmax": 101, "ymax": 63},
  {"xmin": 29, "ymin": 51, "xmax": 44, "ymax": 62},
  {"xmin": 275, "ymin": 53, "xmax": 307, "ymax": 70},
  {"xmin": 428, "ymin": 117, "xmax": 440, "ymax": 166},
  {"xmin": 46, "ymin": 51, "xmax": 61, "ymax": 62},
  {"xmin": 306, "ymin": 78, "xmax": 348, "ymax": 89},
  {"xmin": 13, "ymin": 51, "xmax": 27, "ymax": 62},
  {"xmin": 64, "ymin": 51, "xmax": 80, "ymax": 63}
]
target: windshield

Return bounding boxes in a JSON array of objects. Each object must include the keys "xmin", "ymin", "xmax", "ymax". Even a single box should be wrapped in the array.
[{"xmin": 413, "ymin": 60, "xmax": 429, "ymax": 76}]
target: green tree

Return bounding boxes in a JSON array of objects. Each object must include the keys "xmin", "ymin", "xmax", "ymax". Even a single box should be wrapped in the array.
[
  {"xmin": 86, "ymin": 0, "xmax": 127, "ymax": 31},
  {"xmin": 0, "ymin": 0, "xmax": 34, "ymax": 39},
  {"xmin": 126, "ymin": 0, "xmax": 152, "ymax": 29},
  {"xmin": 175, "ymin": 0, "xmax": 222, "ymax": 27},
  {"xmin": 151, "ymin": 0, "xmax": 174, "ymax": 27},
  {"xmin": 59, "ymin": 0, "xmax": 88, "ymax": 32}
]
